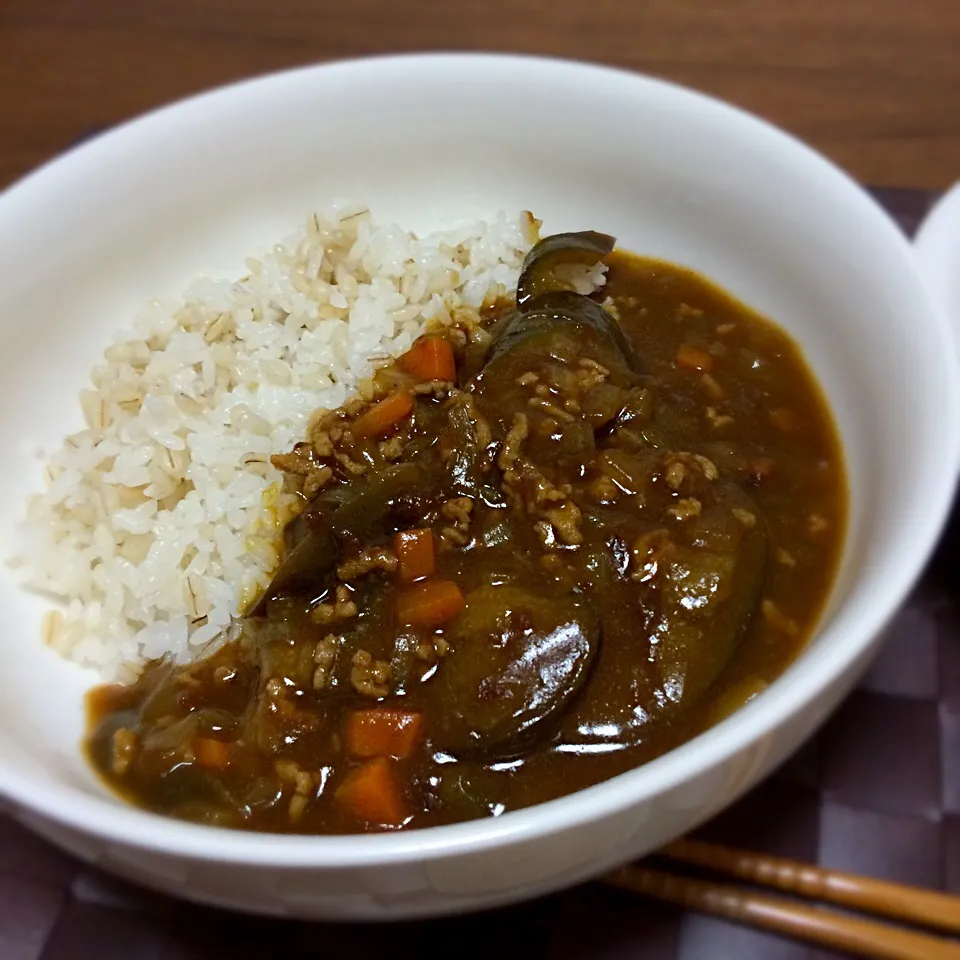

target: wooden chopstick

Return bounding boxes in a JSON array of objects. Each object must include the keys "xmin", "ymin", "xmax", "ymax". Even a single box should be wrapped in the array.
[
  {"xmin": 603, "ymin": 865, "xmax": 960, "ymax": 960},
  {"xmin": 660, "ymin": 838, "xmax": 960, "ymax": 935}
]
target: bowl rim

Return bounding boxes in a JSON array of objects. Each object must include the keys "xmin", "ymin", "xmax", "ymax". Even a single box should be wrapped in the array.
[
  {"xmin": 914, "ymin": 180, "xmax": 960, "ymax": 357},
  {"xmin": 1, "ymin": 50, "xmax": 958, "ymax": 868}
]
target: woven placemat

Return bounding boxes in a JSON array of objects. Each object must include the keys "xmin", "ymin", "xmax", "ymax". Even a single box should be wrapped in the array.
[{"xmin": 0, "ymin": 187, "xmax": 953, "ymax": 960}]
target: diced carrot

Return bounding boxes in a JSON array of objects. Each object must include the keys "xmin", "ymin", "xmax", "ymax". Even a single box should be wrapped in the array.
[
  {"xmin": 396, "ymin": 579, "xmax": 466, "ymax": 628},
  {"xmin": 334, "ymin": 757, "xmax": 408, "ymax": 826},
  {"xmin": 193, "ymin": 737, "xmax": 230, "ymax": 769},
  {"xmin": 675, "ymin": 343, "xmax": 715, "ymax": 373},
  {"xmin": 351, "ymin": 390, "xmax": 415, "ymax": 440},
  {"xmin": 345, "ymin": 709, "xmax": 424, "ymax": 759},
  {"xmin": 399, "ymin": 337, "xmax": 457, "ymax": 382},
  {"xmin": 395, "ymin": 528, "xmax": 436, "ymax": 583}
]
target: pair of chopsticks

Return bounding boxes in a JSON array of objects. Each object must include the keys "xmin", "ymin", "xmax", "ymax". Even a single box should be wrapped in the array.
[{"xmin": 601, "ymin": 838, "xmax": 960, "ymax": 960}]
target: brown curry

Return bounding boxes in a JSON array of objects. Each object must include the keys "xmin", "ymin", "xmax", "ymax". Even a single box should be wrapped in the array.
[{"xmin": 86, "ymin": 232, "xmax": 846, "ymax": 833}]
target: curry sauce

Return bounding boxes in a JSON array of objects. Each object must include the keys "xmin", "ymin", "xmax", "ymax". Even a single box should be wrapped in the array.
[{"xmin": 87, "ymin": 237, "xmax": 846, "ymax": 833}]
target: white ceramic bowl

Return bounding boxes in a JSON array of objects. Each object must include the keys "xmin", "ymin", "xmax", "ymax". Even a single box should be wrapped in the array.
[
  {"xmin": 0, "ymin": 54, "xmax": 957, "ymax": 921},
  {"xmin": 916, "ymin": 181, "xmax": 960, "ymax": 352}
]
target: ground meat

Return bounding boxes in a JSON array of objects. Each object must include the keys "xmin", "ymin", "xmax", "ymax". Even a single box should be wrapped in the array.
[
  {"xmin": 665, "ymin": 460, "xmax": 687, "ymax": 491},
  {"xmin": 415, "ymin": 635, "xmax": 450, "ymax": 663},
  {"xmin": 807, "ymin": 513, "xmax": 829, "ymax": 535},
  {"xmin": 445, "ymin": 325, "xmax": 469, "ymax": 349},
  {"xmin": 453, "ymin": 309, "xmax": 491, "ymax": 352},
  {"xmin": 336, "ymin": 546, "xmax": 398, "ymax": 581},
  {"xmin": 498, "ymin": 419, "xmax": 580, "ymax": 540},
  {"xmin": 762, "ymin": 599, "xmax": 799, "ymax": 636},
  {"xmin": 601, "ymin": 297, "xmax": 620, "ymax": 320},
  {"xmin": 441, "ymin": 497, "xmax": 474, "ymax": 530},
  {"xmin": 275, "ymin": 758, "xmax": 300, "ymax": 783},
  {"xmin": 274, "ymin": 760, "xmax": 320, "ymax": 823},
  {"xmin": 576, "ymin": 356, "xmax": 609, "ymax": 391},
  {"xmin": 415, "ymin": 642, "xmax": 436, "ymax": 662},
  {"xmin": 692, "ymin": 454, "xmax": 719, "ymax": 481},
  {"xmin": 579, "ymin": 357, "xmax": 609, "ymax": 374},
  {"xmin": 630, "ymin": 529, "xmax": 672, "ymax": 583},
  {"xmin": 669, "ymin": 497, "xmax": 703, "ymax": 521},
  {"xmin": 439, "ymin": 526, "xmax": 470, "ymax": 547},
  {"xmin": 776, "ymin": 547, "xmax": 797, "ymax": 567},
  {"xmin": 412, "ymin": 380, "xmax": 453, "ymax": 398},
  {"xmin": 534, "ymin": 520, "xmax": 557, "ymax": 547},
  {"xmin": 294, "ymin": 770, "xmax": 315, "ymax": 795},
  {"xmin": 111, "ymin": 728, "xmax": 137, "ymax": 776},
  {"xmin": 543, "ymin": 500, "xmax": 583, "ymax": 546},
  {"xmin": 310, "ymin": 585, "xmax": 358, "ymax": 625},
  {"xmin": 706, "ymin": 406, "xmax": 735, "ymax": 429},
  {"xmin": 350, "ymin": 649, "xmax": 392, "ymax": 697},
  {"xmin": 342, "ymin": 395, "xmax": 371, "ymax": 417},
  {"xmin": 271, "ymin": 443, "xmax": 320, "ymax": 476},
  {"xmin": 663, "ymin": 452, "xmax": 717, "ymax": 495},
  {"xmin": 301, "ymin": 400, "xmax": 412, "ymax": 483},
  {"xmin": 289, "ymin": 793, "xmax": 309, "ymax": 823},
  {"xmin": 333, "ymin": 450, "xmax": 368, "ymax": 476},
  {"xmin": 588, "ymin": 473, "xmax": 621, "ymax": 503},
  {"xmin": 312, "ymin": 635, "xmax": 340, "ymax": 690},
  {"xmin": 516, "ymin": 462, "xmax": 569, "ymax": 508},
  {"xmin": 466, "ymin": 392, "xmax": 492, "ymax": 450},
  {"xmin": 528, "ymin": 395, "xmax": 576, "ymax": 422},
  {"xmin": 288, "ymin": 768, "xmax": 321, "ymax": 822},
  {"xmin": 307, "ymin": 411, "xmax": 338, "ymax": 458},
  {"xmin": 378, "ymin": 436, "xmax": 405, "ymax": 459},
  {"xmin": 498, "ymin": 413, "xmax": 529, "ymax": 474},
  {"xmin": 302, "ymin": 466, "xmax": 334, "ymax": 498}
]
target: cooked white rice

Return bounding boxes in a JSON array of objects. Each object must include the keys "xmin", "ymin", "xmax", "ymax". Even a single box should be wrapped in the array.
[{"xmin": 15, "ymin": 204, "xmax": 554, "ymax": 679}]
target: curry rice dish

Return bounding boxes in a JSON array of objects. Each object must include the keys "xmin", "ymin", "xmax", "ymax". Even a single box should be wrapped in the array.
[{"xmin": 75, "ymin": 222, "xmax": 845, "ymax": 833}]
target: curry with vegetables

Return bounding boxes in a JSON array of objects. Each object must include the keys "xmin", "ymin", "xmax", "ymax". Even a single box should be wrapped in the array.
[{"xmin": 87, "ymin": 231, "xmax": 846, "ymax": 833}]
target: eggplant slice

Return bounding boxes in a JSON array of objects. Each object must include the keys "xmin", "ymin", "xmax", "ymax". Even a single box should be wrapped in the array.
[
  {"xmin": 427, "ymin": 585, "xmax": 601, "ymax": 758},
  {"xmin": 516, "ymin": 230, "xmax": 616, "ymax": 307}
]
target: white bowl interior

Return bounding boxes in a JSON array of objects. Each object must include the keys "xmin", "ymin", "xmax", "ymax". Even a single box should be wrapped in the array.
[
  {"xmin": 0, "ymin": 55, "xmax": 955, "ymax": 891},
  {"xmin": 915, "ymin": 180, "xmax": 960, "ymax": 357}
]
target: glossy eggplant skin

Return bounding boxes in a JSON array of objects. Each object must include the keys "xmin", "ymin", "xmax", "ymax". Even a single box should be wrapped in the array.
[
  {"xmin": 515, "ymin": 230, "xmax": 616, "ymax": 307},
  {"xmin": 486, "ymin": 290, "xmax": 640, "ymax": 376},
  {"xmin": 560, "ymin": 481, "xmax": 769, "ymax": 754},
  {"xmin": 425, "ymin": 583, "xmax": 601, "ymax": 758}
]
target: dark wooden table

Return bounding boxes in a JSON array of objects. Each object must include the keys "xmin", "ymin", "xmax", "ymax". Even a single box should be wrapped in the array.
[
  {"xmin": 3, "ymin": 7, "xmax": 960, "ymax": 958},
  {"xmin": 3, "ymin": 0, "xmax": 960, "ymax": 190}
]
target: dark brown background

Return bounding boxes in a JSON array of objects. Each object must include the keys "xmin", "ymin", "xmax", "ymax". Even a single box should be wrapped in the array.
[
  {"xmin": 3, "ymin": 0, "xmax": 960, "ymax": 190},
  {"xmin": 3, "ymin": 6, "xmax": 960, "ymax": 958}
]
